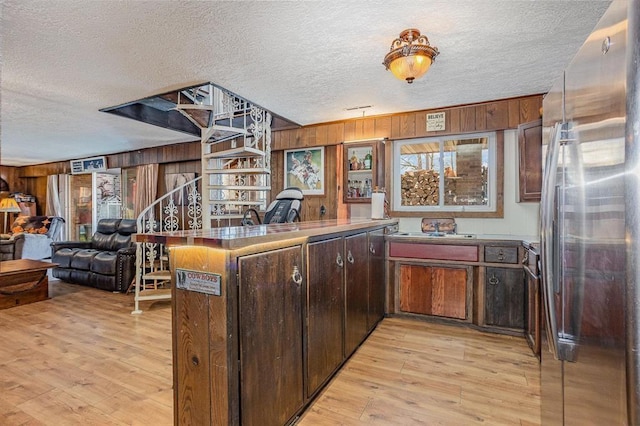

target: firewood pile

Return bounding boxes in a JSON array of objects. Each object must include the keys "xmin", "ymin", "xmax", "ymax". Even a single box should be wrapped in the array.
[{"xmin": 401, "ymin": 169, "xmax": 440, "ymax": 205}]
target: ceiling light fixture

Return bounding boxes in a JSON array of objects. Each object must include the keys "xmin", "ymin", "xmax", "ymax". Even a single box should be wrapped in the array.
[{"xmin": 383, "ymin": 28, "xmax": 439, "ymax": 84}]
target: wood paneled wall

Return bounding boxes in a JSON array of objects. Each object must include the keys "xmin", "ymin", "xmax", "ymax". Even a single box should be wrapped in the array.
[
  {"xmin": 0, "ymin": 166, "xmax": 26, "ymax": 194},
  {"xmin": 0, "ymin": 165, "xmax": 27, "ymax": 231},
  {"xmin": 11, "ymin": 142, "xmax": 201, "ymax": 215},
  {"xmin": 270, "ymin": 145, "xmax": 340, "ymax": 222},
  {"xmin": 10, "ymin": 95, "xmax": 542, "ymax": 221},
  {"xmin": 272, "ymin": 95, "xmax": 542, "ymax": 150},
  {"xmin": 270, "ymin": 94, "xmax": 542, "ymax": 220},
  {"xmin": 17, "ymin": 141, "xmax": 201, "ymax": 178}
]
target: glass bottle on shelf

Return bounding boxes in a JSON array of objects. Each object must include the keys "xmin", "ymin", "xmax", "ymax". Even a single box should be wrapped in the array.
[
  {"xmin": 363, "ymin": 179, "xmax": 371, "ymax": 198},
  {"xmin": 343, "ymin": 139, "xmax": 385, "ymax": 203},
  {"xmin": 364, "ymin": 150, "xmax": 372, "ymax": 170}
]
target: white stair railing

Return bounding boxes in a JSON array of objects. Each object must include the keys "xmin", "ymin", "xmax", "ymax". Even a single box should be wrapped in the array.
[{"xmin": 131, "ymin": 176, "xmax": 202, "ymax": 314}]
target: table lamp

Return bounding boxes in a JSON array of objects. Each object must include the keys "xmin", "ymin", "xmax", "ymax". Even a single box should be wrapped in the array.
[{"xmin": 0, "ymin": 198, "xmax": 21, "ymax": 233}]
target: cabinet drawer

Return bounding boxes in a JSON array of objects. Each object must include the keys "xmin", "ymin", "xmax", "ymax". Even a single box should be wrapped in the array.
[
  {"xmin": 525, "ymin": 249, "xmax": 539, "ymax": 275},
  {"xmin": 484, "ymin": 246, "xmax": 518, "ymax": 264},
  {"xmin": 389, "ymin": 242, "xmax": 478, "ymax": 262}
]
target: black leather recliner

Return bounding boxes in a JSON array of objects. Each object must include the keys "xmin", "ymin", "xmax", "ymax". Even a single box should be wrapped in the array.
[
  {"xmin": 51, "ymin": 218, "xmax": 137, "ymax": 292},
  {"xmin": 241, "ymin": 187, "xmax": 304, "ymax": 225}
]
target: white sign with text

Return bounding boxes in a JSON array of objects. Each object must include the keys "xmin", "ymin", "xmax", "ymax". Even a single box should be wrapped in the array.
[
  {"xmin": 176, "ymin": 268, "xmax": 222, "ymax": 296},
  {"xmin": 426, "ymin": 112, "xmax": 446, "ymax": 131}
]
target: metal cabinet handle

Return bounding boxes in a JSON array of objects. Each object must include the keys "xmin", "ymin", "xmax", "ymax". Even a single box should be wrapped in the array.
[
  {"xmin": 488, "ymin": 275, "xmax": 499, "ymax": 286},
  {"xmin": 369, "ymin": 243, "xmax": 376, "ymax": 254},
  {"xmin": 522, "ymin": 251, "xmax": 529, "ymax": 264},
  {"xmin": 291, "ymin": 266, "xmax": 302, "ymax": 285},
  {"xmin": 347, "ymin": 250, "xmax": 354, "ymax": 264},
  {"xmin": 497, "ymin": 249, "xmax": 505, "ymax": 261},
  {"xmin": 336, "ymin": 253, "xmax": 344, "ymax": 267}
]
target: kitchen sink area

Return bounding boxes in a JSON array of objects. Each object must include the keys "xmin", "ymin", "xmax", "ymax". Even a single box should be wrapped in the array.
[
  {"xmin": 391, "ymin": 218, "xmax": 478, "ymax": 239},
  {"xmin": 393, "ymin": 232, "xmax": 476, "ymax": 239}
]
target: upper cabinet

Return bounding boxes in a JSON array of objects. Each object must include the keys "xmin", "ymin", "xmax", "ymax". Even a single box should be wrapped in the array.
[
  {"xmin": 343, "ymin": 139, "xmax": 385, "ymax": 203},
  {"xmin": 518, "ymin": 119, "xmax": 542, "ymax": 202}
]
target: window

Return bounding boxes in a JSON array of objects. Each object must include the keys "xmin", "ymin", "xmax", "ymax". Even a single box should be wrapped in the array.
[{"xmin": 393, "ymin": 132, "xmax": 498, "ymax": 213}]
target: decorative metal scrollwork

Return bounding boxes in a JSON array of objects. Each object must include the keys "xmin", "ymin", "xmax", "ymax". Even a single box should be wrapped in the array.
[
  {"xmin": 187, "ymin": 182, "xmax": 202, "ymax": 230},
  {"xmin": 163, "ymin": 198, "xmax": 179, "ymax": 232}
]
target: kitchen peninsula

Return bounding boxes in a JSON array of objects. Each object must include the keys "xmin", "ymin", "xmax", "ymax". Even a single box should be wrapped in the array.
[{"xmin": 134, "ymin": 218, "xmax": 397, "ymax": 426}]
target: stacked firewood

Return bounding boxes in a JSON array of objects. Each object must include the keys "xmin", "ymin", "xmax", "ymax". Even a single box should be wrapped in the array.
[{"xmin": 400, "ymin": 170, "xmax": 440, "ymax": 205}]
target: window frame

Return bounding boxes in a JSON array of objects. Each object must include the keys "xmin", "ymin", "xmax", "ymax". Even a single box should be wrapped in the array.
[{"xmin": 390, "ymin": 131, "xmax": 504, "ymax": 218}]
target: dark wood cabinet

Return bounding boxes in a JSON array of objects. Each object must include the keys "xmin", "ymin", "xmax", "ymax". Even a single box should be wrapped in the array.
[
  {"xmin": 389, "ymin": 239, "xmax": 529, "ymax": 334},
  {"xmin": 306, "ymin": 228, "xmax": 388, "ymax": 397},
  {"xmin": 525, "ymin": 265, "xmax": 541, "ymax": 357},
  {"xmin": 306, "ymin": 237, "xmax": 344, "ymax": 397},
  {"xmin": 344, "ymin": 232, "xmax": 369, "ymax": 357},
  {"xmin": 518, "ymin": 119, "xmax": 542, "ymax": 202},
  {"xmin": 399, "ymin": 263, "xmax": 470, "ymax": 320},
  {"xmin": 238, "ymin": 246, "xmax": 304, "ymax": 426},
  {"xmin": 367, "ymin": 229, "xmax": 386, "ymax": 331},
  {"xmin": 524, "ymin": 247, "xmax": 541, "ymax": 357},
  {"xmin": 485, "ymin": 245, "xmax": 518, "ymax": 264},
  {"xmin": 485, "ymin": 266, "xmax": 525, "ymax": 330},
  {"xmin": 167, "ymin": 220, "xmax": 397, "ymax": 426}
]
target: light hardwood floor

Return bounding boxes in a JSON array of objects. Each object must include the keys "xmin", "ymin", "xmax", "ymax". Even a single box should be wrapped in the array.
[
  {"xmin": 0, "ymin": 281, "xmax": 540, "ymax": 425},
  {"xmin": 298, "ymin": 318, "xmax": 541, "ymax": 425}
]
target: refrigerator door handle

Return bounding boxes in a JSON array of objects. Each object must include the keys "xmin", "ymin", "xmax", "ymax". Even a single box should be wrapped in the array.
[
  {"xmin": 541, "ymin": 121, "xmax": 580, "ymax": 363},
  {"xmin": 540, "ymin": 122, "xmax": 562, "ymax": 360}
]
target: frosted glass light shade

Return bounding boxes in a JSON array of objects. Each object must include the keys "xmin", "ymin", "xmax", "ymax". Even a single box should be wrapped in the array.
[
  {"xmin": 388, "ymin": 54, "xmax": 433, "ymax": 83},
  {"xmin": 383, "ymin": 28, "xmax": 439, "ymax": 84}
]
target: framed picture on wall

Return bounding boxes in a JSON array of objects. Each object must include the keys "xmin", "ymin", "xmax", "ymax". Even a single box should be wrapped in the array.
[
  {"xmin": 284, "ymin": 147, "xmax": 325, "ymax": 195},
  {"xmin": 70, "ymin": 156, "xmax": 107, "ymax": 174}
]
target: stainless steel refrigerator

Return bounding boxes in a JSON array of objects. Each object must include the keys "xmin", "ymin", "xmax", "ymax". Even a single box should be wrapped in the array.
[{"xmin": 540, "ymin": 0, "xmax": 640, "ymax": 424}]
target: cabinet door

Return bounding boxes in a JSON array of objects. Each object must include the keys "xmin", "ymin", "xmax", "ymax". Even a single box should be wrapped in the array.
[
  {"xmin": 367, "ymin": 229, "xmax": 386, "ymax": 331},
  {"xmin": 307, "ymin": 237, "xmax": 344, "ymax": 397},
  {"xmin": 238, "ymin": 246, "xmax": 304, "ymax": 426},
  {"xmin": 399, "ymin": 264, "xmax": 468, "ymax": 320},
  {"xmin": 485, "ymin": 267, "xmax": 525, "ymax": 329},
  {"xmin": 344, "ymin": 232, "xmax": 369, "ymax": 357},
  {"xmin": 518, "ymin": 119, "xmax": 542, "ymax": 202},
  {"xmin": 525, "ymin": 266, "xmax": 541, "ymax": 357}
]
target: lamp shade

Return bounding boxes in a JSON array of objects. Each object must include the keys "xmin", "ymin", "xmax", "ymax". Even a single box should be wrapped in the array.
[
  {"xmin": 0, "ymin": 197, "xmax": 21, "ymax": 213},
  {"xmin": 383, "ymin": 29, "xmax": 439, "ymax": 84},
  {"xmin": 387, "ymin": 53, "xmax": 433, "ymax": 83}
]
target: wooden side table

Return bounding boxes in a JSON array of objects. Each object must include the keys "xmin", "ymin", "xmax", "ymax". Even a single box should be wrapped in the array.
[{"xmin": 0, "ymin": 259, "xmax": 57, "ymax": 309}]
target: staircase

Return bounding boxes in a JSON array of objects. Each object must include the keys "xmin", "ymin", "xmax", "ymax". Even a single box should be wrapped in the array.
[
  {"xmin": 131, "ymin": 83, "xmax": 273, "ymax": 313},
  {"xmin": 131, "ymin": 176, "xmax": 202, "ymax": 314},
  {"xmin": 190, "ymin": 84, "xmax": 272, "ymax": 227}
]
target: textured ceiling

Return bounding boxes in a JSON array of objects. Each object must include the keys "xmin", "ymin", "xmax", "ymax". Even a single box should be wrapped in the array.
[{"xmin": 0, "ymin": 0, "xmax": 612, "ymax": 166}]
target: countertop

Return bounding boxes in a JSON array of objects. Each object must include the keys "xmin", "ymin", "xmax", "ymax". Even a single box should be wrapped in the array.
[
  {"xmin": 387, "ymin": 231, "xmax": 539, "ymax": 247},
  {"xmin": 133, "ymin": 218, "xmax": 398, "ymax": 250}
]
